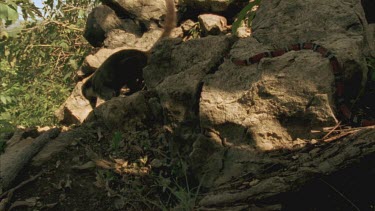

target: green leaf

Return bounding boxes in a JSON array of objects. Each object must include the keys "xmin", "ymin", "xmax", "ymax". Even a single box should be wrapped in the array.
[
  {"xmin": 68, "ymin": 58, "xmax": 78, "ymax": 70},
  {"xmin": 0, "ymin": 3, "xmax": 19, "ymax": 22},
  {"xmin": 232, "ymin": 0, "xmax": 261, "ymax": 35},
  {"xmin": 78, "ymin": 9, "xmax": 85, "ymax": 18},
  {"xmin": 42, "ymin": 68, "xmax": 52, "ymax": 76},
  {"xmin": 0, "ymin": 95, "xmax": 7, "ymax": 104},
  {"xmin": 58, "ymin": 41, "xmax": 69, "ymax": 50},
  {"xmin": 6, "ymin": 96, "xmax": 12, "ymax": 103},
  {"xmin": 63, "ymin": 71, "xmax": 72, "ymax": 81},
  {"xmin": 4, "ymin": 48, "xmax": 10, "ymax": 57}
]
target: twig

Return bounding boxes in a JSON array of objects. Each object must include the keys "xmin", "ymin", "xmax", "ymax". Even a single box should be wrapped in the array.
[
  {"xmin": 321, "ymin": 121, "xmax": 342, "ymax": 140},
  {"xmin": 0, "ymin": 171, "xmax": 43, "ymax": 199},
  {"xmin": 322, "ymin": 131, "xmax": 354, "ymax": 143},
  {"xmin": 319, "ymin": 178, "xmax": 361, "ymax": 211},
  {"xmin": 323, "ymin": 125, "xmax": 375, "ymax": 132},
  {"xmin": 0, "ymin": 171, "xmax": 43, "ymax": 210},
  {"xmin": 321, "ymin": 125, "xmax": 374, "ymax": 142}
]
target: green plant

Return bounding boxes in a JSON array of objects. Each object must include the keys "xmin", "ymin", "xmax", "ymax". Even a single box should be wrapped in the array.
[
  {"xmin": 232, "ymin": 0, "xmax": 262, "ymax": 35},
  {"xmin": 188, "ymin": 22, "xmax": 201, "ymax": 39},
  {"xmin": 111, "ymin": 131, "xmax": 123, "ymax": 151},
  {"xmin": 0, "ymin": 0, "xmax": 42, "ymax": 26},
  {"xmin": 155, "ymin": 160, "xmax": 202, "ymax": 210},
  {"xmin": 0, "ymin": 119, "xmax": 14, "ymax": 153},
  {"xmin": 0, "ymin": 1, "xmax": 19, "ymax": 25},
  {"xmin": 0, "ymin": 0, "xmax": 97, "ymax": 127}
]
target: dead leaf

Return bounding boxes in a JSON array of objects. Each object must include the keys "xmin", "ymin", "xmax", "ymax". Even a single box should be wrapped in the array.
[{"xmin": 71, "ymin": 161, "xmax": 96, "ymax": 170}]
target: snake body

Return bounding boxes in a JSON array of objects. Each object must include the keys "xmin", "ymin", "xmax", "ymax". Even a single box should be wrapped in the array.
[{"xmin": 228, "ymin": 42, "xmax": 375, "ymax": 127}]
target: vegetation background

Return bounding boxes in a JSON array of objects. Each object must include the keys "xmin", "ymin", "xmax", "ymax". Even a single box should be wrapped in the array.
[{"xmin": 0, "ymin": 0, "xmax": 98, "ymax": 135}]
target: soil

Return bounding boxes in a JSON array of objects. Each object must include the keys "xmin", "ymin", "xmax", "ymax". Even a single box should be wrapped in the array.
[
  {"xmin": 7, "ymin": 144, "xmax": 375, "ymax": 211},
  {"xmin": 6, "ymin": 125, "xmax": 180, "ymax": 211}
]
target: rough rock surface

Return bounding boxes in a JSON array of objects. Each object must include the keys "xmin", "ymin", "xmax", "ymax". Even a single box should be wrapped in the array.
[
  {"xmin": 251, "ymin": 0, "xmax": 369, "ymax": 82},
  {"xmin": 55, "ymin": 81, "xmax": 93, "ymax": 125},
  {"xmin": 183, "ymin": 0, "xmax": 232, "ymax": 12},
  {"xmin": 83, "ymin": 5, "xmax": 124, "ymax": 47},
  {"xmin": 32, "ymin": 129, "xmax": 84, "ymax": 166},
  {"xmin": 84, "ymin": 91, "xmax": 163, "ymax": 130},
  {"xmin": 143, "ymin": 0, "xmax": 371, "ymax": 189},
  {"xmin": 116, "ymin": 0, "xmax": 170, "ymax": 22},
  {"xmin": 198, "ymin": 14, "xmax": 228, "ymax": 36},
  {"xmin": 103, "ymin": 25, "xmax": 166, "ymax": 50},
  {"xmin": 84, "ymin": 0, "xmax": 175, "ymax": 48},
  {"xmin": 181, "ymin": 19, "xmax": 197, "ymax": 34},
  {"xmin": 144, "ymin": 35, "xmax": 234, "ymax": 126},
  {"xmin": 0, "ymin": 128, "xmax": 60, "ymax": 190}
]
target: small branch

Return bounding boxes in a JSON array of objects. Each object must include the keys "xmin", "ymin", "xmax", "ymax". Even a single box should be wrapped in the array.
[
  {"xmin": 48, "ymin": 20, "xmax": 83, "ymax": 31},
  {"xmin": 319, "ymin": 179, "xmax": 361, "ymax": 211},
  {"xmin": 21, "ymin": 20, "xmax": 83, "ymax": 32},
  {"xmin": 321, "ymin": 121, "xmax": 342, "ymax": 140},
  {"xmin": 0, "ymin": 171, "xmax": 43, "ymax": 199}
]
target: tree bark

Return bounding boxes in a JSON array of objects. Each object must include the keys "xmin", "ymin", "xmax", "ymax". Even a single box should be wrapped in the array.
[
  {"xmin": 198, "ymin": 127, "xmax": 375, "ymax": 208},
  {"xmin": 0, "ymin": 128, "xmax": 60, "ymax": 190}
]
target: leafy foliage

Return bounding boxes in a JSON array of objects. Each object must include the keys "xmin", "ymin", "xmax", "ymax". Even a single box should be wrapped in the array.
[
  {"xmin": 111, "ymin": 131, "xmax": 123, "ymax": 151},
  {"xmin": 0, "ymin": 0, "xmax": 42, "ymax": 26},
  {"xmin": 232, "ymin": 0, "xmax": 261, "ymax": 35},
  {"xmin": 0, "ymin": 2, "xmax": 18, "ymax": 25},
  {"xmin": 0, "ymin": 0, "xmax": 97, "ymax": 128}
]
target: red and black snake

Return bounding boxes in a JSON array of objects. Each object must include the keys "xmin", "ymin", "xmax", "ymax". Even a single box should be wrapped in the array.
[{"xmin": 228, "ymin": 42, "xmax": 375, "ymax": 127}]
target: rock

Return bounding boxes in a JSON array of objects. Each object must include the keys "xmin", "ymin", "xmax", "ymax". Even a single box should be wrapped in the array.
[
  {"xmin": 192, "ymin": 0, "xmax": 369, "ymax": 188},
  {"xmin": 252, "ymin": 0, "xmax": 368, "ymax": 79},
  {"xmin": 181, "ymin": 19, "xmax": 197, "ymax": 34},
  {"xmin": 80, "ymin": 53, "xmax": 106, "ymax": 76},
  {"xmin": 143, "ymin": 35, "xmax": 234, "ymax": 126},
  {"xmin": 183, "ymin": 0, "xmax": 231, "ymax": 12},
  {"xmin": 0, "ymin": 128, "xmax": 60, "ymax": 189},
  {"xmin": 143, "ymin": 0, "xmax": 371, "ymax": 189},
  {"xmin": 103, "ymin": 29, "xmax": 140, "ymax": 49},
  {"xmin": 198, "ymin": 14, "xmax": 228, "ymax": 36},
  {"xmin": 116, "ymin": 0, "xmax": 170, "ymax": 22},
  {"xmin": 81, "ymin": 22, "xmax": 179, "ymax": 76},
  {"xmin": 236, "ymin": 26, "xmax": 251, "ymax": 38},
  {"xmin": 59, "ymin": 0, "xmax": 374, "ymax": 202},
  {"xmin": 80, "ymin": 47, "xmax": 132, "ymax": 76},
  {"xmin": 189, "ymin": 133, "xmax": 225, "ymax": 186},
  {"xmin": 83, "ymin": 5, "xmax": 124, "ymax": 47},
  {"xmin": 84, "ymin": 91, "xmax": 163, "ymax": 130},
  {"xmin": 200, "ymin": 37, "xmax": 338, "ymax": 150},
  {"xmin": 32, "ymin": 129, "xmax": 82, "ymax": 166},
  {"xmin": 55, "ymin": 81, "xmax": 93, "ymax": 125}
]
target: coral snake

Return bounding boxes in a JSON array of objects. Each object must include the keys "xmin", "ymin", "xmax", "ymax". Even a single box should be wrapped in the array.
[{"xmin": 227, "ymin": 42, "xmax": 375, "ymax": 127}]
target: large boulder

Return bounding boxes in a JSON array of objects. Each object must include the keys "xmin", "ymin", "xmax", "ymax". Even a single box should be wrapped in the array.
[
  {"xmin": 83, "ymin": 5, "xmax": 124, "ymax": 47},
  {"xmin": 143, "ymin": 0, "xmax": 371, "ymax": 189},
  {"xmin": 83, "ymin": 0, "xmax": 174, "ymax": 47}
]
